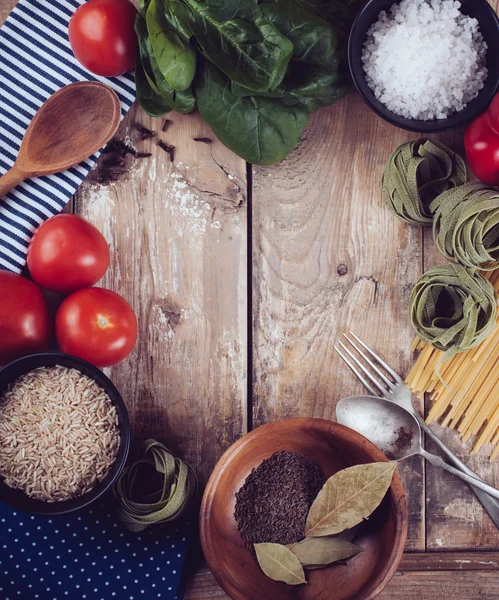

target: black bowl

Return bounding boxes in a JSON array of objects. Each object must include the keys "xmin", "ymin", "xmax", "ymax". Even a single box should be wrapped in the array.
[
  {"xmin": 348, "ymin": 0, "xmax": 499, "ymax": 132},
  {"xmin": 0, "ymin": 353, "xmax": 130, "ymax": 516}
]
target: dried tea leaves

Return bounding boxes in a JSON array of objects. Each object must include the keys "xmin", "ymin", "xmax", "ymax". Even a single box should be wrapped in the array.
[
  {"xmin": 289, "ymin": 536, "xmax": 362, "ymax": 567},
  {"xmin": 254, "ymin": 543, "xmax": 307, "ymax": 585},
  {"xmin": 305, "ymin": 462, "xmax": 397, "ymax": 537}
]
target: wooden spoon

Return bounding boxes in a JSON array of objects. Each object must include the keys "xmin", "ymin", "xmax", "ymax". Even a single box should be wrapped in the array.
[{"xmin": 0, "ymin": 81, "xmax": 121, "ymax": 199}]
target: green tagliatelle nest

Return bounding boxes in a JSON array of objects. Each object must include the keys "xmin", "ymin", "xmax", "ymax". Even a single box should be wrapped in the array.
[
  {"xmin": 409, "ymin": 264, "xmax": 497, "ymax": 369},
  {"xmin": 431, "ymin": 182, "xmax": 499, "ymax": 271},
  {"xmin": 114, "ymin": 439, "xmax": 197, "ymax": 532},
  {"xmin": 382, "ymin": 139, "xmax": 467, "ymax": 226}
]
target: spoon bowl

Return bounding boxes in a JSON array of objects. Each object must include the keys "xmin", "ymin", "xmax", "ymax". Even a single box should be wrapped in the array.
[
  {"xmin": 337, "ymin": 395, "xmax": 499, "ymax": 500},
  {"xmin": 0, "ymin": 81, "xmax": 121, "ymax": 198},
  {"xmin": 337, "ymin": 396, "xmax": 420, "ymax": 460}
]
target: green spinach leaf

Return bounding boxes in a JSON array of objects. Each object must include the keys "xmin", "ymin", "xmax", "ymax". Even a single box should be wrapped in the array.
[
  {"xmin": 179, "ymin": 0, "xmax": 293, "ymax": 92},
  {"xmin": 260, "ymin": 2, "xmax": 338, "ymax": 67},
  {"xmin": 196, "ymin": 61, "xmax": 308, "ymax": 164},
  {"xmin": 135, "ymin": 49, "xmax": 174, "ymax": 117},
  {"xmin": 147, "ymin": 0, "xmax": 196, "ymax": 91},
  {"xmin": 136, "ymin": 14, "xmax": 196, "ymax": 116},
  {"xmin": 157, "ymin": 0, "xmax": 193, "ymax": 39}
]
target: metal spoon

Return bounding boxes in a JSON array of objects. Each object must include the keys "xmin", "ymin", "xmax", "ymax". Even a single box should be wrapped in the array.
[{"xmin": 337, "ymin": 395, "xmax": 499, "ymax": 500}]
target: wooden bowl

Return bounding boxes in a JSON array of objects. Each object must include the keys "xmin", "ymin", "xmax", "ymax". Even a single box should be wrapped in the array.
[{"xmin": 200, "ymin": 418, "xmax": 407, "ymax": 600}]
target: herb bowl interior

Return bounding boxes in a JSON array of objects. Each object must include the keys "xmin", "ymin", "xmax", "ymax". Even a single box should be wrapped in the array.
[
  {"xmin": 348, "ymin": 0, "xmax": 499, "ymax": 133},
  {"xmin": 0, "ymin": 353, "xmax": 130, "ymax": 516},
  {"xmin": 200, "ymin": 418, "xmax": 408, "ymax": 600}
]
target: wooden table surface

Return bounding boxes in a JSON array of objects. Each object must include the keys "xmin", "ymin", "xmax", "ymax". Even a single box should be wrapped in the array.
[{"xmin": 2, "ymin": 0, "xmax": 499, "ymax": 598}]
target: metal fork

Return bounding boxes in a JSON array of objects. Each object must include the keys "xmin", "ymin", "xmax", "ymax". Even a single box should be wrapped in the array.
[{"xmin": 335, "ymin": 332, "xmax": 499, "ymax": 529}]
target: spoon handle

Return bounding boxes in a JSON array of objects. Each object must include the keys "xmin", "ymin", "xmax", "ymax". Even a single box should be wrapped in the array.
[
  {"xmin": 414, "ymin": 412, "xmax": 499, "ymax": 527},
  {"xmin": 0, "ymin": 166, "xmax": 25, "ymax": 199},
  {"xmin": 420, "ymin": 449, "xmax": 499, "ymax": 500}
]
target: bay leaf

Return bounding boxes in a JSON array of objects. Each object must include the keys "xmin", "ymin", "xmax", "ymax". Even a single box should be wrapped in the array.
[
  {"xmin": 254, "ymin": 543, "xmax": 307, "ymax": 585},
  {"xmin": 336, "ymin": 524, "xmax": 361, "ymax": 542},
  {"xmin": 305, "ymin": 462, "xmax": 397, "ymax": 537},
  {"xmin": 291, "ymin": 536, "xmax": 362, "ymax": 567}
]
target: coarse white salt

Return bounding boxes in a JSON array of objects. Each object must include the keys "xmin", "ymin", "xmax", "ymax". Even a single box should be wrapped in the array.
[{"xmin": 362, "ymin": 0, "xmax": 488, "ymax": 120}]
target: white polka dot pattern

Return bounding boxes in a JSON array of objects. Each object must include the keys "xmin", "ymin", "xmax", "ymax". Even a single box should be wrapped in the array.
[{"xmin": 0, "ymin": 502, "xmax": 191, "ymax": 599}]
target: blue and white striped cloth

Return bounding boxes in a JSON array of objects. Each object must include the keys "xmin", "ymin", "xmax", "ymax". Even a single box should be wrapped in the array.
[{"xmin": 0, "ymin": 0, "xmax": 136, "ymax": 273}]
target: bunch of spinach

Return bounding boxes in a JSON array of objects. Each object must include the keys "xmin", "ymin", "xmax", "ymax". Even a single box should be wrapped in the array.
[{"xmin": 135, "ymin": 0, "xmax": 355, "ymax": 164}]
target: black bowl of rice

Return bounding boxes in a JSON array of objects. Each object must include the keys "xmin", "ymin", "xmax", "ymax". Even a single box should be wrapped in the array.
[
  {"xmin": 0, "ymin": 353, "xmax": 130, "ymax": 516},
  {"xmin": 348, "ymin": 0, "xmax": 499, "ymax": 132}
]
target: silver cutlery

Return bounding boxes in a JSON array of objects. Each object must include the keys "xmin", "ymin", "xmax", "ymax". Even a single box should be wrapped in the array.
[
  {"xmin": 335, "ymin": 332, "xmax": 499, "ymax": 527},
  {"xmin": 337, "ymin": 395, "xmax": 499, "ymax": 499}
]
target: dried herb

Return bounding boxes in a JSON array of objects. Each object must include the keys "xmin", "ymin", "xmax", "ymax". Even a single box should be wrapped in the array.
[
  {"xmin": 254, "ymin": 543, "xmax": 306, "ymax": 586},
  {"xmin": 88, "ymin": 140, "xmax": 137, "ymax": 185},
  {"xmin": 234, "ymin": 451, "xmax": 325, "ymax": 555},
  {"xmin": 136, "ymin": 124, "xmax": 156, "ymax": 140},
  {"xmin": 382, "ymin": 139, "xmax": 466, "ymax": 226},
  {"xmin": 409, "ymin": 264, "xmax": 496, "ymax": 375},
  {"xmin": 157, "ymin": 140, "xmax": 175, "ymax": 162},
  {"xmin": 162, "ymin": 119, "xmax": 172, "ymax": 132},
  {"xmin": 305, "ymin": 462, "xmax": 396, "ymax": 537},
  {"xmin": 431, "ymin": 182, "xmax": 499, "ymax": 271},
  {"xmin": 136, "ymin": 152, "xmax": 153, "ymax": 158},
  {"xmin": 193, "ymin": 137, "xmax": 212, "ymax": 144},
  {"xmin": 289, "ymin": 536, "xmax": 362, "ymax": 567}
]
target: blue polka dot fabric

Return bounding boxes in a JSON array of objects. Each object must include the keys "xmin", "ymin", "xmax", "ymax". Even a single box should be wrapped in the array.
[{"xmin": 0, "ymin": 499, "xmax": 192, "ymax": 600}]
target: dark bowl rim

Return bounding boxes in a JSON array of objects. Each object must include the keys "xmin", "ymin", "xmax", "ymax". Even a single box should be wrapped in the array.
[
  {"xmin": 0, "ymin": 352, "xmax": 131, "ymax": 516},
  {"xmin": 200, "ymin": 417, "xmax": 408, "ymax": 600},
  {"xmin": 347, "ymin": 0, "xmax": 499, "ymax": 133}
]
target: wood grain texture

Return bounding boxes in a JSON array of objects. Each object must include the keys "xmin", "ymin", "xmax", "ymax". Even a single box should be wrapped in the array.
[
  {"xmin": 185, "ymin": 567, "xmax": 499, "ymax": 600},
  {"xmin": 420, "ymin": 124, "xmax": 499, "ymax": 550},
  {"xmin": 252, "ymin": 91, "xmax": 426, "ymax": 550},
  {"xmin": 75, "ymin": 106, "xmax": 248, "ymax": 485}
]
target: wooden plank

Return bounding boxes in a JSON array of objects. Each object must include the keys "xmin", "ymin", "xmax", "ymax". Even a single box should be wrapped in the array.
[
  {"xmin": 75, "ymin": 105, "xmax": 248, "ymax": 485},
  {"xmin": 185, "ymin": 565, "xmax": 499, "ymax": 600},
  {"xmin": 251, "ymin": 91, "xmax": 425, "ymax": 550},
  {"xmin": 421, "ymin": 94, "xmax": 499, "ymax": 548},
  {"xmin": 400, "ymin": 552, "xmax": 499, "ymax": 571}
]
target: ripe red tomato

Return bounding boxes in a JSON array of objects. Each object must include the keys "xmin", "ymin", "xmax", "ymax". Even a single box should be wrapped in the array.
[
  {"xmin": 68, "ymin": 0, "xmax": 138, "ymax": 77},
  {"xmin": 27, "ymin": 214, "xmax": 110, "ymax": 295},
  {"xmin": 0, "ymin": 272, "xmax": 52, "ymax": 365},
  {"xmin": 56, "ymin": 287, "xmax": 137, "ymax": 367}
]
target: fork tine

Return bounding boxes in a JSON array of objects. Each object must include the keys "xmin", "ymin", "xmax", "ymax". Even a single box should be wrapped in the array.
[
  {"xmin": 348, "ymin": 331, "xmax": 403, "ymax": 382},
  {"xmin": 343, "ymin": 334, "xmax": 397, "ymax": 392},
  {"xmin": 334, "ymin": 343, "xmax": 378, "ymax": 396},
  {"xmin": 335, "ymin": 341, "xmax": 387, "ymax": 396}
]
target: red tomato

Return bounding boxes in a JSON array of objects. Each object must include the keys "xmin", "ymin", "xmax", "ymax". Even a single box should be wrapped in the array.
[
  {"xmin": 27, "ymin": 214, "xmax": 110, "ymax": 295},
  {"xmin": 56, "ymin": 287, "xmax": 137, "ymax": 367},
  {"xmin": 0, "ymin": 272, "xmax": 52, "ymax": 365},
  {"xmin": 68, "ymin": 0, "xmax": 138, "ymax": 77}
]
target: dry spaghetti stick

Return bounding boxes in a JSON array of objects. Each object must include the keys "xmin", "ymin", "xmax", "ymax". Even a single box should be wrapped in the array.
[
  {"xmin": 472, "ymin": 404, "xmax": 499, "ymax": 454},
  {"xmin": 409, "ymin": 345, "xmax": 436, "ymax": 390},
  {"xmin": 410, "ymin": 336, "xmax": 422, "ymax": 353},
  {"xmin": 490, "ymin": 443, "xmax": 499, "ymax": 461},
  {"xmin": 491, "ymin": 428, "xmax": 499, "ymax": 448},
  {"xmin": 464, "ymin": 368, "xmax": 499, "ymax": 438},
  {"xmin": 455, "ymin": 351, "xmax": 499, "ymax": 433},
  {"xmin": 414, "ymin": 351, "xmax": 443, "ymax": 393},
  {"xmin": 442, "ymin": 338, "xmax": 499, "ymax": 428},
  {"xmin": 471, "ymin": 321, "xmax": 499, "ymax": 362}
]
